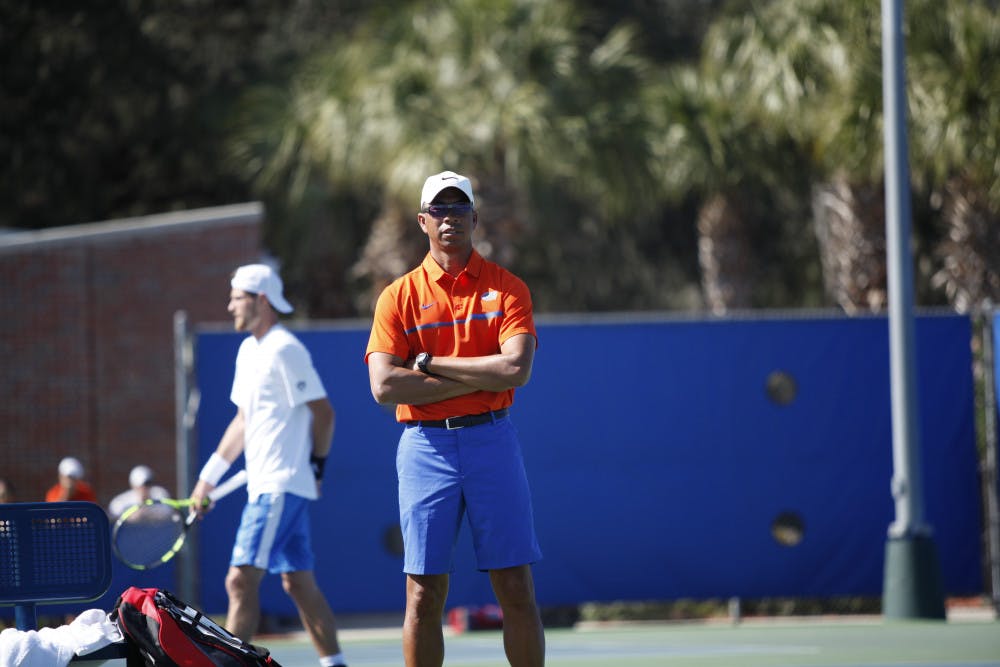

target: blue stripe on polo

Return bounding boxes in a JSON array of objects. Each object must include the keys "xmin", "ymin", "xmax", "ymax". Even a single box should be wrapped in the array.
[{"xmin": 405, "ymin": 310, "xmax": 504, "ymax": 335}]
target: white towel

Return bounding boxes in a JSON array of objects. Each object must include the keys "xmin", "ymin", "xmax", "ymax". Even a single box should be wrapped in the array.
[
  {"xmin": 0, "ymin": 625, "xmax": 76, "ymax": 667},
  {"xmin": 67, "ymin": 609, "xmax": 123, "ymax": 656},
  {"xmin": 0, "ymin": 609, "xmax": 123, "ymax": 667}
]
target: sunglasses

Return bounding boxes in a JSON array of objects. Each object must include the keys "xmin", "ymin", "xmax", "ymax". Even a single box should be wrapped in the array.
[{"xmin": 422, "ymin": 202, "xmax": 474, "ymax": 217}]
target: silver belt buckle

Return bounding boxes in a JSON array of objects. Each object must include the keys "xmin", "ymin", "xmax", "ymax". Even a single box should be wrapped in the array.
[{"xmin": 444, "ymin": 416, "xmax": 462, "ymax": 430}]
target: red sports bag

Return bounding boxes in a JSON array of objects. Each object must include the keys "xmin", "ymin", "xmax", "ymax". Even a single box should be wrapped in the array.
[{"xmin": 112, "ymin": 586, "xmax": 282, "ymax": 666}]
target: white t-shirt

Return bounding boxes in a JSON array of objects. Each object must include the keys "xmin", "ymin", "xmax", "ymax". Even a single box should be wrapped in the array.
[{"xmin": 231, "ymin": 325, "xmax": 327, "ymax": 501}]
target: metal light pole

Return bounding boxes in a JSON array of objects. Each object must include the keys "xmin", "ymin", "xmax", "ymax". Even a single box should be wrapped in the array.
[
  {"xmin": 880, "ymin": 0, "xmax": 945, "ymax": 619},
  {"xmin": 174, "ymin": 310, "xmax": 201, "ymax": 605}
]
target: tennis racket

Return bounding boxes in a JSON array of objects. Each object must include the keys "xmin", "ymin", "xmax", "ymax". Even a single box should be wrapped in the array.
[{"xmin": 112, "ymin": 469, "xmax": 248, "ymax": 570}]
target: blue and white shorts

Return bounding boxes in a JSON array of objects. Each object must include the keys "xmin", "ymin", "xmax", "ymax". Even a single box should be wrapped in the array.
[
  {"xmin": 231, "ymin": 492, "xmax": 314, "ymax": 574},
  {"xmin": 397, "ymin": 416, "xmax": 542, "ymax": 575}
]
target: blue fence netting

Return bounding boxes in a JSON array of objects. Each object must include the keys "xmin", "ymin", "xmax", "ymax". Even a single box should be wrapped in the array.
[{"xmin": 192, "ymin": 313, "xmax": 982, "ymax": 615}]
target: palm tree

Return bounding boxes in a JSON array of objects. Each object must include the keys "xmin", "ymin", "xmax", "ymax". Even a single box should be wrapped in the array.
[
  {"xmin": 654, "ymin": 14, "xmax": 823, "ymax": 314},
  {"xmin": 701, "ymin": 0, "xmax": 1000, "ymax": 314},
  {"xmin": 653, "ymin": 67, "xmax": 757, "ymax": 313},
  {"xmin": 229, "ymin": 0, "xmax": 670, "ymax": 314},
  {"xmin": 699, "ymin": 0, "xmax": 890, "ymax": 314},
  {"xmin": 908, "ymin": 1, "xmax": 1000, "ymax": 313}
]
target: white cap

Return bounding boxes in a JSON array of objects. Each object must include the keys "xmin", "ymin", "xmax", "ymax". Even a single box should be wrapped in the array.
[
  {"xmin": 58, "ymin": 456, "xmax": 84, "ymax": 480},
  {"xmin": 231, "ymin": 264, "xmax": 293, "ymax": 314},
  {"xmin": 129, "ymin": 465, "xmax": 154, "ymax": 488},
  {"xmin": 420, "ymin": 171, "xmax": 475, "ymax": 208}
]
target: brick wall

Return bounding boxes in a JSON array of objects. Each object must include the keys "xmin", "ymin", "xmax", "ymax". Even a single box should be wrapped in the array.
[{"xmin": 0, "ymin": 203, "xmax": 263, "ymax": 506}]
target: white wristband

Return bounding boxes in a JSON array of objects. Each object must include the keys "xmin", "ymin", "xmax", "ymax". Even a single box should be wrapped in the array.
[{"xmin": 199, "ymin": 453, "xmax": 231, "ymax": 486}]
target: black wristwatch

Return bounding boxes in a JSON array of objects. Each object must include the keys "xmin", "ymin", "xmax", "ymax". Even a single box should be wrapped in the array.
[{"xmin": 416, "ymin": 352, "xmax": 432, "ymax": 374}]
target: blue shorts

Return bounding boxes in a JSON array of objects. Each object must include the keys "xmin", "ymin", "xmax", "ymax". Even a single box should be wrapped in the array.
[
  {"xmin": 397, "ymin": 415, "xmax": 542, "ymax": 575},
  {"xmin": 231, "ymin": 492, "xmax": 314, "ymax": 574}
]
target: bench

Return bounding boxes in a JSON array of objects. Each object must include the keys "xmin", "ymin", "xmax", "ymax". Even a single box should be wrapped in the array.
[{"xmin": 0, "ymin": 501, "xmax": 129, "ymax": 664}]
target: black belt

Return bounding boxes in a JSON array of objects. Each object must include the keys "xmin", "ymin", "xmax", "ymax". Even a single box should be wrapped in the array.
[{"xmin": 408, "ymin": 408, "xmax": 509, "ymax": 430}]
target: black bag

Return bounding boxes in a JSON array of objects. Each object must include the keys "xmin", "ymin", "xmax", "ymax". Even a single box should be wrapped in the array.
[{"xmin": 112, "ymin": 586, "xmax": 282, "ymax": 666}]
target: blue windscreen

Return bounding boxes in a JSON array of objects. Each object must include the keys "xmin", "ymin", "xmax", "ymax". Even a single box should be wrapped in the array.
[{"xmin": 193, "ymin": 314, "xmax": 981, "ymax": 615}]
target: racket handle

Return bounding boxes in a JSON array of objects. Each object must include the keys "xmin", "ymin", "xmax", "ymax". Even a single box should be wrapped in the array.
[
  {"xmin": 208, "ymin": 469, "xmax": 248, "ymax": 501},
  {"xmin": 186, "ymin": 470, "xmax": 249, "ymax": 527}
]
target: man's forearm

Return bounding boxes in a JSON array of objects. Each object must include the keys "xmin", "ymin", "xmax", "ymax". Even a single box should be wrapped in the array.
[
  {"xmin": 425, "ymin": 334, "xmax": 534, "ymax": 391},
  {"xmin": 371, "ymin": 363, "xmax": 479, "ymax": 406},
  {"xmin": 309, "ymin": 400, "xmax": 335, "ymax": 458},
  {"xmin": 427, "ymin": 354, "xmax": 530, "ymax": 392},
  {"xmin": 216, "ymin": 415, "xmax": 246, "ymax": 461}
]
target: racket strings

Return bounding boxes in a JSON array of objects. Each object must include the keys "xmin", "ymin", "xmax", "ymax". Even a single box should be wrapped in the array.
[{"xmin": 114, "ymin": 503, "xmax": 186, "ymax": 569}]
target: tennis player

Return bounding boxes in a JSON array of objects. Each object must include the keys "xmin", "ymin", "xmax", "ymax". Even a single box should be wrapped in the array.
[
  {"xmin": 365, "ymin": 171, "xmax": 545, "ymax": 667},
  {"xmin": 189, "ymin": 263, "xmax": 348, "ymax": 667}
]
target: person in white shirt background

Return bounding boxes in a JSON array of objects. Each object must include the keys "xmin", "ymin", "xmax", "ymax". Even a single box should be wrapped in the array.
[
  {"xmin": 188, "ymin": 263, "xmax": 347, "ymax": 667},
  {"xmin": 108, "ymin": 465, "xmax": 171, "ymax": 519}
]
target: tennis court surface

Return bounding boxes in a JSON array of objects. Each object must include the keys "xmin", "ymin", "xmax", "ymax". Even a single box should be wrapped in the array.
[{"xmin": 258, "ymin": 616, "xmax": 1000, "ymax": 667}]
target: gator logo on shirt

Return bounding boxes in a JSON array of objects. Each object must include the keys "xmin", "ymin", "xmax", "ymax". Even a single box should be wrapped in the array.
[{"xmin": 481, "ymin": 290, "xmax": 499, "ymax": 302}]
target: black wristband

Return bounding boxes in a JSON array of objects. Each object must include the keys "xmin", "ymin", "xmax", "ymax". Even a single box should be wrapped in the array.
[{"xmin": 309, "ymin": 454, "xmax": 327, "ymax": 480}]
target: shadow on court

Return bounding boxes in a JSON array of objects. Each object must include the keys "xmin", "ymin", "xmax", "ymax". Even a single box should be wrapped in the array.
[{"xmin": 258, "ymin": 617, "xmax": 1000, "ymax": 667}]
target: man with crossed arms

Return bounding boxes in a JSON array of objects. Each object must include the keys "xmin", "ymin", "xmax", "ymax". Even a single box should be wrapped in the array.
[{"xmin": 365, "ymin": 171, "xmax": 545, "ymax": 667}]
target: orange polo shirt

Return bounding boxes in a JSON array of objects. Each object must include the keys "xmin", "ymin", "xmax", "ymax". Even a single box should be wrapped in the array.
[
  {"xmin": 366, "ymin": 250, "xmax": 537, "ymax": 422},
  {"xmin": 44, "ymin": 480, "xmax": 97, "ymax": 503}
]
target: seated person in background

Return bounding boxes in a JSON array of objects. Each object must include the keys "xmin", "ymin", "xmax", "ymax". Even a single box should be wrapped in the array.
[
  {"xmin": 45, "ymin": 456, "xmax": 97, "ymax": 503},
  {"xmin": 0, "ymin": 477, "xmax": 13, "ymax": 503},
  {"xmin": 108, "ymin": 465, "xmax": 171, "ymax": 519}
]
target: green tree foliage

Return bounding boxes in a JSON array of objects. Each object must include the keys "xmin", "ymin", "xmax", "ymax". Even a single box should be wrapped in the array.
[
  {"xmin": 0, "ymin": 0, "xmax": 372, "ymax": 229},
  {"xmin": 6, "ymin": 0, "xmax": 998, "ymax": 318},
  {"xmin": 651, "ymin": 60, "xmax": 820, "ymax": 313},
  {"xmin": 228, "ymin": 0, "xmax": 699, "ymax": 315},
  {"xmin": 694, "ymin": 0, "xmax": 999, "ymax": 314},
  {"xmin": 580, "ymin": 0, "xmax": 734, "ymax": 62},
  {"xmin": 908, "ymin": 1, "xmax": 1000, "ymax": 313},
  {"xmin": 692, "ymin": 0, "xmax": 888, "ymax": 314}
]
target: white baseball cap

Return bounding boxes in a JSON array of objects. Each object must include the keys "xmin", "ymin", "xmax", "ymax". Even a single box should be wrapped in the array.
[
  {"xmin": 420, "ymin": 171, "xmax": 475, "ymax": 208},
  {"xmin": 231, "ymin": 264, "xmax": 294, "ymax": 314},
  {"xmin": 58, "ymin": 456, "xmax": 85, "ymax": 480},
  {"xmin": 129, "ymin": 465, "xmax": 154, "ymax": 488}
]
